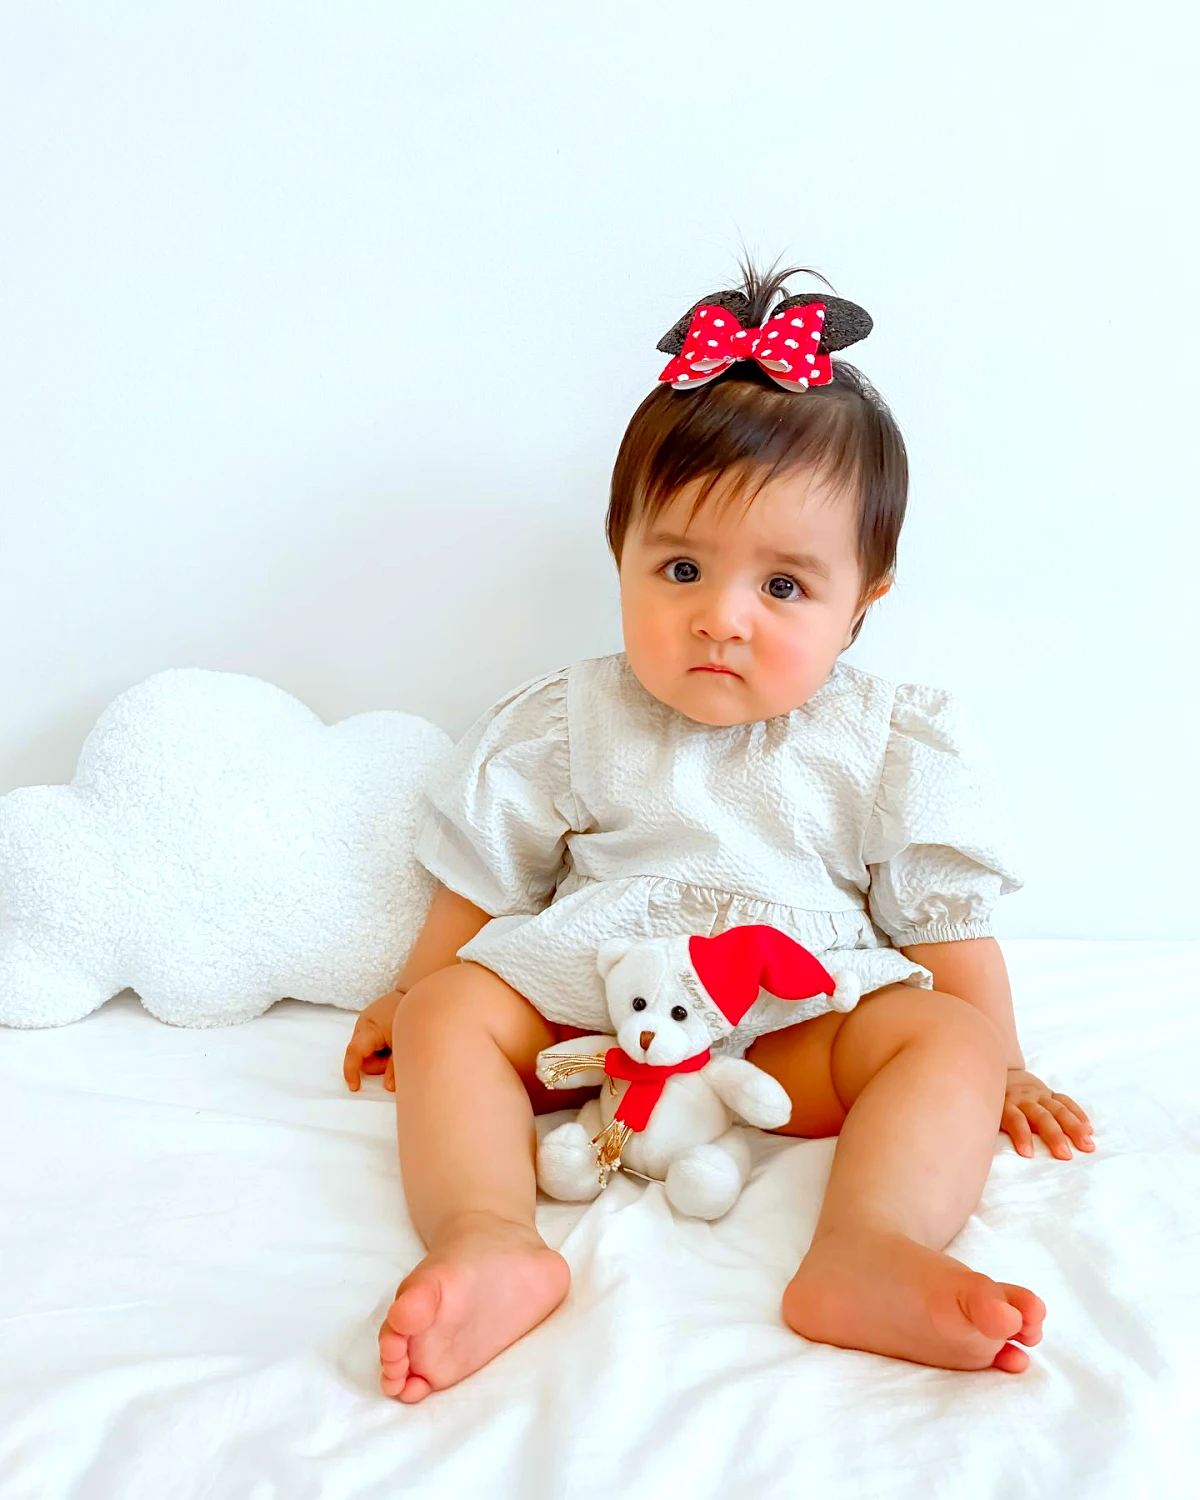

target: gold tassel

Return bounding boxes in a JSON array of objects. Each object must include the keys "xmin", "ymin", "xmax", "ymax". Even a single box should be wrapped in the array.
[
  {"xmin": 538, "ymin": 1051, "xmax": 608, "ymax": 1088},
  {"xmin": 591, "ymin": 1118, "xmax": 633, "ymax": 1182}
]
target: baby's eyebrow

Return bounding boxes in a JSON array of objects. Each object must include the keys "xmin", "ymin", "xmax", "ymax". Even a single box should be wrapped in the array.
[
  {"xmin": 643, "ymin": 529, "xmax": 701, "ymax": 551},
  {"xmin": 767, "ymin": 550, "xmax": 832, "ymax": 581}
]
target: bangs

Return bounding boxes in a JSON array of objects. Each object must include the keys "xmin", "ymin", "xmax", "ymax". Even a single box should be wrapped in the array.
[{"xmin": 629, "ymin": 370, "xmax": 866, "ymax": 540}]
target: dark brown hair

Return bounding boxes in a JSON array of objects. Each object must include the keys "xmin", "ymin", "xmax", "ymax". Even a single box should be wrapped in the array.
[{"xmin": 606, "ymin": 257, "xmax": 908, "ymax": 648}]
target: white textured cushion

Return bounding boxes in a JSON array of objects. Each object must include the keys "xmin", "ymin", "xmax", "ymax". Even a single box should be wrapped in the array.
[{"xmin": 0, "ymin": 670, "xmax": 448, "ymax": 1028}]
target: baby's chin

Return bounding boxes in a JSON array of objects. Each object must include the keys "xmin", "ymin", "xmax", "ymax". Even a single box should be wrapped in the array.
[{"xmin": 635, "ymin": 665, "xmax": 809, "ymax": 726}]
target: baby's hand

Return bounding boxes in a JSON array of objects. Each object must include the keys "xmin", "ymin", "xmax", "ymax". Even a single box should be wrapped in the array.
[
  {"xmin": 343, "ymin": 989, "xmax": 404, "ymax": 1092},
  {"xmin": 1002, "ymin": 1069, "xmax": 1094, "ymax": 1160}
]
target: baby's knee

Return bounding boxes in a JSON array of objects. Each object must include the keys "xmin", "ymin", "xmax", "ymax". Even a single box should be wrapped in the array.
[
  {"xmin": 852, "ymin": 985, "xmax": 1007, "ymax": 1081},
  {"xmin": 393, "ymin": 962, "xmax": 552, "ymax": 1065},
  {"xmin": 918, "ymin": 990, "xmax": 1009, "ymax": 1079},
  {"xmin": 831, "ymin": 986, "xmax": 1008, "ymax": 1116},
  {"xmin": 395, "ymin": 964, "xmax": 494, "ymax": 1040}
]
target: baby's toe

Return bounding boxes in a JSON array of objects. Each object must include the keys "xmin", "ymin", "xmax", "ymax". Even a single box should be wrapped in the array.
[
  {"xmin": 1000, "ymin": 1283, "xmax": 1046, "ymax": 1345},
  {"xmin": 379, "ymin": 1342, "xmax": 410, "ymax": 1398},
  {"xmin": 379, "ymin": 1315, "xmax": 411, "ymax": 1399},
  {"xmin": 382, "ymin": 1338, "xmax": 411, "ymax": 1374},
  {"xmin": 991, "ymin": 1341, "xmax": 1031, "ymax": 1374},
  {"xmin": 384, "ymin": 1276, "xmax": 441, "ymax": 1338},
  {"xmin": 958, "ymin": 1278, "xmax": 1024, "ymax": 1344}
]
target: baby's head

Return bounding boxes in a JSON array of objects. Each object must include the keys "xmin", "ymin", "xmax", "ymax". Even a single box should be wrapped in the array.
[{"xmin": 607, "ymin": 258, "xmax": 908, "ymax": 726}]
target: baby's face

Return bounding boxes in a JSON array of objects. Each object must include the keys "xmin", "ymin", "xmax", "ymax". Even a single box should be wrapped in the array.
[{"xmin": 619, "ymin": 467, "xmax": 889, "ymax": 725}]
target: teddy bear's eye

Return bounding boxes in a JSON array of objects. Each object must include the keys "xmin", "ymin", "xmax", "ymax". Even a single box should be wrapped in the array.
[
  {"xmin": 631, "ymin": 997, "xmax": 647, "ymax": 1012},
  {"xmin": 671, "ymin": 1005, "xmax": 688, "ymax": 1022}
]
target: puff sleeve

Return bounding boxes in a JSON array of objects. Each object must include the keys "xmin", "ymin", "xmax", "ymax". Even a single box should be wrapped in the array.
[
  {"xmin": 412, "ymin": 669, "xmax": 582, "ymax": 917},
  {"xmin": 862, "ymin": 683, "xmax": 1025, "ymax": 947}
]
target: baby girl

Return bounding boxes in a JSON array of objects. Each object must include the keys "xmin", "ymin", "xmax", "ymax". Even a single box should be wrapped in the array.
[{"xmin": 343, "ymin": 258, "xmax": 1093, "ymax": 1403}]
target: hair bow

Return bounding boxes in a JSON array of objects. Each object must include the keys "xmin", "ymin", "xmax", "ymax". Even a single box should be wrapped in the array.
[
  {"xmin": 659, "ymin": 302, "xmax": 832, "ymax": 392},
  {"xmin": 655, "ymin": 287, "xmax": 873, "ymax": 394}
]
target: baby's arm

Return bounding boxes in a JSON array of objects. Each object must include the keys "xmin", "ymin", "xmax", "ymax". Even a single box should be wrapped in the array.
[{"xmin": 400, "ymin": 883, "xmax": 494, "ymax": 992}]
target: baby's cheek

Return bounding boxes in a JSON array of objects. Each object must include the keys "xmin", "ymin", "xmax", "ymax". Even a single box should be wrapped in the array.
[
  {"xmin": 623, "ymin": 589, "xmax": 668, "ymax": 650},
  {"xmin": 757, "ymin": 622, "xmax": 815, "ymax": 683},
  {"xmin": 629, "ymin": 605, "xmax": 685, "ymax": 679}
]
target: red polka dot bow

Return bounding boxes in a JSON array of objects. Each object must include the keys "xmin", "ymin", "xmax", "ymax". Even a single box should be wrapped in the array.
[{"xmin": 658, "ymin": 301, "xmax": 832, "ymax": 392}]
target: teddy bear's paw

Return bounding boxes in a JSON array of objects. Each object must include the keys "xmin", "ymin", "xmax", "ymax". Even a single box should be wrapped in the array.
[
  {"xmin": 0, "ymin": 941, "xmax": 115, "ymax": 1029},
  {"xmin": 664, "ymin": 1134, "xmax": 750, "ymax": 1220},
  {"xmin": 536, "ymin": 1121, "xmax": 606, "ymax": 1202}
]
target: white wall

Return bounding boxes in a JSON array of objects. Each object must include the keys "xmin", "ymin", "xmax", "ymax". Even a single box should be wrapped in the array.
[{"xmin": 2, "ymin": 1, "xmax": 1197, "ymax": 939}]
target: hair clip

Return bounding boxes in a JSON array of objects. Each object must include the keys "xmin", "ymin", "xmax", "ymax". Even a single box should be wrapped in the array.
[{"xmin": 656, "ymin": 287, "xmax": 873, "ymax": 393}]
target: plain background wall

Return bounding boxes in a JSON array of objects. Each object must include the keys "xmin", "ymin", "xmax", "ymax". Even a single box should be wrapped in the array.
[{"xmin": 1, "ymin": 1, "xmax": 1197, "ymax": 939}]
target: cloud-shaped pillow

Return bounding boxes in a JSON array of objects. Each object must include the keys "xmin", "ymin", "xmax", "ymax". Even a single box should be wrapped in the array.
[{"xmin": 0, "ymin": 670, "xmax": 449, "ymax": 1028}]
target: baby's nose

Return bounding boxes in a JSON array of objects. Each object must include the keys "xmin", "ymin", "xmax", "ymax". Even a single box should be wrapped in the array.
[
  {"xmin": 639, "ymin": 1030, "xmax": 655, "ymax": 1053},
  {"xmin": 693, "ymin": 589, "xmax": 750, "ymax": 642}
]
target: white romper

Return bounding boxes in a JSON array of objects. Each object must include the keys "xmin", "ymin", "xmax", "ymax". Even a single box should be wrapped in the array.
[{"xmin": 413, "ymin": 653, "xmax": 1024, "ymax": 1057}]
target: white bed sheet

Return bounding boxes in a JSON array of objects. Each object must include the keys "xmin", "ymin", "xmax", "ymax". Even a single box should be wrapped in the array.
[{"xmin": 2, "ymin": 939, "xmax": 1199, "ymax": 1500}]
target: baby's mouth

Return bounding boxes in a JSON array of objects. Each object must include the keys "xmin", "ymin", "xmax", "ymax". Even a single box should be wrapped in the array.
[{"xmin": 690, "ymin": 662, "xmax": 741, "ymax": 677}]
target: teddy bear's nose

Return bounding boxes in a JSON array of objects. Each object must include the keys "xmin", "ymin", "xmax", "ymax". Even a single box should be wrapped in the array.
[{"xmin": 639, "ymin": 1030, "xmax": 655, "ymax": 1052}]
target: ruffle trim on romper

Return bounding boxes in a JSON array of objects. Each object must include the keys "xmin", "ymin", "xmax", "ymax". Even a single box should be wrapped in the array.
[{"xmin": 457, "ymin": 875, "xmax": 934, "ymax": 1060}]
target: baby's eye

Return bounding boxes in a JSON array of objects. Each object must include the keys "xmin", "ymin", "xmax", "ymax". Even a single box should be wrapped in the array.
[
  {"xmin": 670, "ymin": 1005, "xmax": 688, "ymax": 1022},
  {"xmin": 766, "ymin": 574, "xmax": 805, "ymax": 600},
  {"xmin": 664, "ymin": 559, "xmax": 700, "ymax": 584},
  {"xmin": 631, "ymin": 997, "xmax": 647, "ymax": 1012}
]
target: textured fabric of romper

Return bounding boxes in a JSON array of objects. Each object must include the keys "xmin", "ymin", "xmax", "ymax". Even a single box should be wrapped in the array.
[{"xmin": 413, "ymin": 653, "xmax": 1025, "ymax": 1058}]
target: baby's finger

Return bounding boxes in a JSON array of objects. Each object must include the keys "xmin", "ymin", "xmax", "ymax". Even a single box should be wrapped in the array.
[
  {"xmin": 1049, "ymin": 1099, "xmax": 1094, "ymax": 1150},
  {"xmin": 385, "ymin": 1054, "xmax": 395, "ymax": 1091},
  {"xmin": 1052, "ymin": 1093, "xmax": 1092, "ymax": 1131},
  {"xmin": 361, "ymin": 1053, "xmax": 387, "ymax": 1074},
  {"xmin": 1001, "ymin": 1103, "xmax": 1035, "ymax": 1157},
  {"xmin": 1023, "ymin": 1102, "xmax": 1072, "ymax": 1160},
  {"xmin": 342, "ymin": 1019, "xmax": 384, "ymax": 1092}
]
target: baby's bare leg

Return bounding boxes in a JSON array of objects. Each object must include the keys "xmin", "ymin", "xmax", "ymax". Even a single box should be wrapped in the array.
[
  {"xmin": 378, "ymin": 961, "xmax": 581, "ymax": 1403},
  {"xmin": 748, "ymin": 985, "xmax": 1046, "ymax": 1373}
]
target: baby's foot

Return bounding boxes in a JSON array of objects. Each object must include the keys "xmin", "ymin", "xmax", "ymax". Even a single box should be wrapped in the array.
[
  {"xmin": 378, "ymin": 1213, "xmax": 570, "ymax": 1402},
  {"xmin": 783, "ymin": 1228, "xmax": 1045, "ymax": 1373}
]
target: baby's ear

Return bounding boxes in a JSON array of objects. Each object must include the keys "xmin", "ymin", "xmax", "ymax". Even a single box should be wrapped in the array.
[{"xmin": 596, "ymin": 939, "xmax": 633, "ymax": 981}]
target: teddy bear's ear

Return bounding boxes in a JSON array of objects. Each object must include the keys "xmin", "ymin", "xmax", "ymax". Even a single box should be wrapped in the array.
[{"xmin": 596, "ymin": 939, "xmax": 633, "ymax": 980}]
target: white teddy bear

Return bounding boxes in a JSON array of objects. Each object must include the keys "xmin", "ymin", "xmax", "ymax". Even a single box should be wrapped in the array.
[
  {"xmin": 0, "ymin": 669, "xmax": 448, "ymax": 1029},
  {"xmin": 535, "ymin": 924, "xmax": 863, "ymax": 1220}
]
